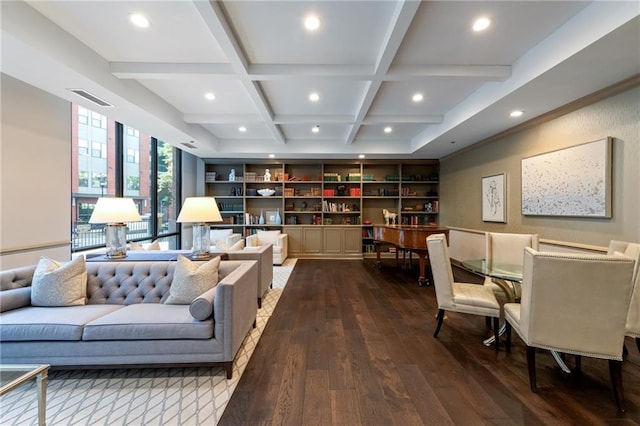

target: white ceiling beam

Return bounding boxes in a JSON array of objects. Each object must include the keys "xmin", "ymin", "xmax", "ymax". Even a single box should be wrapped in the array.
[
  {"xmin": 184, "ymin": 114, "xmax": 263, "ymax": 124},
  {"xmin": 110, "ymin": 62, "xmax": 234, "ymax": 79},
  {"xmin": 363, "ymin": 115, "xmax": 443, "ymax": 124},
  {"xmin": 273, "ymin": 115, "xmax": 354, "ymax": 124},
  {"xmin": 248, "ymin": 64, "xmax": 373, "ymax": 80},
  {"xmin": 192, "ymin": 0, "xmax": 285, "ymax": 144},
  {"xmin": 387, "ymin": 65, "xmax": 511, "ymax": 80},
  {"xmin": 345, "ymin": 0, "xmax": 421, "ymax": 144}
]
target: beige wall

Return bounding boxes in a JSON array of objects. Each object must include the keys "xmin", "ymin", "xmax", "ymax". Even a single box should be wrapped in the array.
[
  {"xmin": 441, "ymin": 86, "xmax": 640, "ymax": 257},
  {"xmin": 1, "ymin": 74, "xmax": 72, "ymax": 268}
]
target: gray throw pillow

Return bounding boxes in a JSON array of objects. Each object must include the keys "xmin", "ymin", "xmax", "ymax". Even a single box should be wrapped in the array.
[
  {"xmin": 165, "ymin": 255, "xmax": 220, "ymax": 305},
  {"xmin": 31, "ymin": 256, "xmax": 87, "ymax": 306}
]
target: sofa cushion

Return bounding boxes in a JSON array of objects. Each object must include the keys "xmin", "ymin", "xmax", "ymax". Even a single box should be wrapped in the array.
[
  {"xmin": 164, "ymin": 255, "xmax": 220, "ymax": 304},
  {"xmin": 210, "ymin": 229, "xmax": 233, "ymax": 246},
  {"xmin": 0, "ymin": 305, "xmax": 123, "ymax": 341},
  {"xmin": 256, "ymin": 230, "xmax": 281, "ymax": 245},
  {"xmin": 31, "ymin": 256, "xmax": 87, "ymax": 307},
  {"xmin": 229, "ymin": 239, "xmax": 245, "ymax": 251},
  {"xmin": 82, "ymin": 304, "xmax": 214, "ymax": 340}
]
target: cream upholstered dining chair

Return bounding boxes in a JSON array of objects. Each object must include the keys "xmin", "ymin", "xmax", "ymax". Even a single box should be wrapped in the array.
[
  {"xmin": 608, "ymin": 241, "xmax": 640, "ymax": 353},
  {"xmin": 426, "ymin": 234, "xmax": 501, "ymax": 351},
  {"xmin": 484, "ymin": 232, "xmax": 539, "ymax": 304},
  {"xmin": 504, "ymin": 248, "xmax": 636, "ymax": 412}
]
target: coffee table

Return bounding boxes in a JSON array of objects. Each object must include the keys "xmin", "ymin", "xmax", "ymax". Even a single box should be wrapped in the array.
[{"xmin": 0, "ymin": 364, "xmax": 50, "ymax": 426}]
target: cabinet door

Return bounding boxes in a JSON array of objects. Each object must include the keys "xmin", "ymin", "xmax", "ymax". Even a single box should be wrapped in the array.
[
  {"xmin": 302, "ymin": 227, "xmax": 323, "ymax": 254},
  {"xmin": 283, "ymin": 226, "xmax": 302, "ymax": 255},
  {"xmin": 343, "ymin": 227, "xmax": 362, "ymax": 254},
  {"xmin": 324, "ymin": 227, "xmax": 343, "ymax": 254}
]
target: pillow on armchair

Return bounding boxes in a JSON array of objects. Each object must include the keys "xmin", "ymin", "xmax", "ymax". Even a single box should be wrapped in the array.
[{"xmin": 255, "ymin": 230, "xmax": 282, "ymax": 246}]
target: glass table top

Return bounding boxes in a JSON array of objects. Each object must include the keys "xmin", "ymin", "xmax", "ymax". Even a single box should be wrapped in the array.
[{"xmin": 461, "ymin": 259, "xmax": 523, "ymax": 283}]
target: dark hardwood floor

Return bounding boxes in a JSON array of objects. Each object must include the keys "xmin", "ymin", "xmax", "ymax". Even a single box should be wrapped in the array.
[{"xmin": 220, "ymin": 258, "xmax": 640, "ymax": 425}]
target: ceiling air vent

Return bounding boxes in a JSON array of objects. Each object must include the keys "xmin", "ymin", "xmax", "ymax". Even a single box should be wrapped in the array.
[
  {"xmin": 181, "ymin": 142, "xmax": 197, "ymax": 149},
  {"xmin": 67, "ymin": 89, "xmax": 113, "ymax": 107}
]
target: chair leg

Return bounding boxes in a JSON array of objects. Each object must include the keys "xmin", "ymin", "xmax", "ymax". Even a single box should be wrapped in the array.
[
  {"xmin": 505, "ymin": 321, "xmax": 512, "ymax": 353},
  {"xmin": 492, "ymin": 317, "xmax": 500, "ymax": 352},
  {"xmin": 575, "ymin": 355, "xmax": 582, "ymax": 374},
  {"xmin": 485, "ymin": 316, "xmax": 492, "ymax": 329},
  {"xmin": 609, "ymin": 360, "xmax": 626, "ymax": 412},
  {"xmin": 526, "ymin": 346, "xmax": 537, "ymax": 393},
  {"xmin": 433, "ymin": 309, "xmax": 445, "ymax": 338},
  {"xmin": 636, "ymin": 337, "xmax": 640, "ymax": 353}
]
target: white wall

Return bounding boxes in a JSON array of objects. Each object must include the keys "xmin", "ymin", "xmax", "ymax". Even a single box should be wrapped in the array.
[{"xmin": 1, "ymin": 74, "xmax": 71, "ymax": 268}]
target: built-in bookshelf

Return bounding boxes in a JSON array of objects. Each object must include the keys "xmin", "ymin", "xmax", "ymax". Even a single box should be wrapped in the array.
[{"xmin": 203, "ymin": 160, "xmax": 439, "ymax": 257}]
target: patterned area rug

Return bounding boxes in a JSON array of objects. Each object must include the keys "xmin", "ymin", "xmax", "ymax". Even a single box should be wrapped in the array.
[{"xmin": 0, "ymin": 258, "xmax": 297, "ymax": 425}]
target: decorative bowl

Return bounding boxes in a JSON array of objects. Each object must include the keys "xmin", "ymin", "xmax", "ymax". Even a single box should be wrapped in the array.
[{"xmin": 257, "ymin": 188, "xmax": 276, "ymax": 197}]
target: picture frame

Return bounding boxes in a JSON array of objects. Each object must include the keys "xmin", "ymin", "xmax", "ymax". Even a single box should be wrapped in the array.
[
  {"xmin": 265, "ymin": 210, "xmax": 278, "ymax": 225},
  {"xmin": 482, "ymin": 173, "xmax": 506, "ymax": 223},
  {"xmin": 521, "ymin": 138, "xmax": 611, "ymax": 217}
]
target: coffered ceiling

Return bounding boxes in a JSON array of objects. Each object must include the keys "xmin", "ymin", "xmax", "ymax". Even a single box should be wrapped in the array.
[{"xmin": 1, "ymin": 1, "xmax": 638, "ymax": 160}]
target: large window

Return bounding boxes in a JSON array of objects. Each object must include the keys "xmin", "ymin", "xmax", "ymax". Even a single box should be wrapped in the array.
[{"xmin": 71, "ymin": 104, "xmax": 182, "ymax": 252}]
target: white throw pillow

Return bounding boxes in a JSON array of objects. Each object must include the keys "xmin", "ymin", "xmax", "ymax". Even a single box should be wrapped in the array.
[
  {"xmin": 130, "ymin": 240, "xmax": 161, "ymax": 251},
  {"xmin": 229, "ymin": 239, "xmax": 245, "ymax": 250},
  {"xmin": 165, "ymin": 255, "xmax": 220, "ymax": 304},
  {"xmin": 31, "ymin": 256, "xmax": 87, "ymax": 306}
]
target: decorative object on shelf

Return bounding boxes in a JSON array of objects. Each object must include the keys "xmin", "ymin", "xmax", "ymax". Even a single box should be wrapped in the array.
[
  {"xmin": 382, "ymin": 208, "xmax": 397, "ymax": 225},
  {"xmin": 246, "ymin": 188, "xmax": 257, "ymax": 196},
  {"xmin": 259, "ymin": 209, "xmax": 265, "ymax": 225},
  {"xmin": 264, "ymin": 169, "xmax": 271, "ymax": 181},
  {"xmin": 205, "ymin": 171, "xmax": 217, "ymax": 182},
  {"xmin": 257, "ymin": 188, "xmax": 275, "ymax": 197},
  {"xmin": 275, "ymin": 208, "xmax": 282, "ymax": 225},
  {"xmin": 228, "ymin": 169, "xmax": 236, "ymax": 181},
  {"xmin": 266, "ymin": 210, "xmax": 279, "ymax": 225},
  {"xmin": 176, "ymin": 197, "xmax": 223, "ymax": 260},
  {"xmin": 337, "ymin": 185, "xmax": 346, "ymax": 196},
  {"xmin": 89, "ymin": 197, "xmax": 142, "ymax": 259}
]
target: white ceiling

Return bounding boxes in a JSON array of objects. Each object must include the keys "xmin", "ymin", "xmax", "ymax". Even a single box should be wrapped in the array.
[{"xmin": 1, "ymin": 1, "xmax": 639, "ymax": 160}]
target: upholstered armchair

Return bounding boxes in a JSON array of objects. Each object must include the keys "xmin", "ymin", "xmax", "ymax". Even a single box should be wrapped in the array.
[
  {"xmin": 504, "ymin": 248, "xmax": 635, "ymax": 412},
  {"xmin": 209, "ymin": 228, "xmax": 243, "ymax": 251},
  {"xmin": 245, "ymin": 230, "xmax": 288, "ymax": 265},
  {"xmin": 484, "ymin": 232, "xmax": 539, "ymax": 304},
  {"xmin": 426, "ymin": 234, "xmax": 501, "ymax": 351},
  {"xmin": 608, "ymin": 241, "xmax": 640, "ymax": 352}
]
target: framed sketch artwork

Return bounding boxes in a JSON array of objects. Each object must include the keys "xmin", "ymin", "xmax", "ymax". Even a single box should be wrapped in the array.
[
  {"xmin": 521, "ymin": 138, "xmax": 611, "ymax": 217},
  {"xmin": 482, "ymin": 173, "xmax": 506, "ymax": 222}
]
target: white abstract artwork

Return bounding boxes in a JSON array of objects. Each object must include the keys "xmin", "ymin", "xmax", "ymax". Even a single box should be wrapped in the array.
[{"xmin": 521, "ymin": 138, "xmax": 611, "ymax": 217}]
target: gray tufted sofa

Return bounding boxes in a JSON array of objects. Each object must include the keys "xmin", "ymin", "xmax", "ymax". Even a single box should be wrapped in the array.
[{"xmin": 0, "ymin": 259, "xmax": 258, "ymax": 379}]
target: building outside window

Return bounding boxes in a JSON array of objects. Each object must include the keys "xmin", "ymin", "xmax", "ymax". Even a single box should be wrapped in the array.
[{"xmin": 71, "ymin": 104, "xmax": 181, "ymax": 252}]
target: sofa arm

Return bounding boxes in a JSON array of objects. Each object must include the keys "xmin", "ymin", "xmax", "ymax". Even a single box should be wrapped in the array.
[
  {"xmin": 213, "ymin": 260, "xmax": 258, "ymax": 365},
  {"xmin": 0, "ymin": 287, "xmax": 32, "ymax": 312},
  {"xmin": 245, "ymin": 234, "xmax": 259, "ymax": 248}
]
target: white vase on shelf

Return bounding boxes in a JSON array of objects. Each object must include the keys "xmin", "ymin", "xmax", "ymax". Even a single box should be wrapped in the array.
[{"xmin": 275, "ymin": 208, "xmax": 282, "ymax": 225}]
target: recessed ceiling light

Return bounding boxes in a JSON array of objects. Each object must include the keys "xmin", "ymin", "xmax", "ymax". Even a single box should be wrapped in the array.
[
  {"xmin": 204, "ymin": 92, "xmax": 216, "ymax": 101},
  {"xmin": 304, "ymin": 14, "xmax": 321, "ymax": 31},
  {"xmin": 312, "ymin": 125, "xmax": 320, "ymax": 133},
  {"xmin": 510, "ymin": 110, "xmax": 524, "ymax": 117},
  {"xmin": 238, "ymin": 126, "xmax": 247, "ymax": 132},
  {"xmin": 384, "ymin": 126, "xmax": 393, "ymax": 134},
  {"xmin": 129, "ymin": 13, "xmax": 150, "ymax": 29},
  {"xmin": 358, "ymin": 154, "xmax": 365, "ymax": 159},
  {"xmin": 412, "ymin": 93, "xmax": 424, "ymax": 102},
  {"xmin": 309, "ymin": 92, "xmax": 320, "ymax": 102},
  {"xmin": 268, "ymin": 154, "xmax": 275, "ymax": 158},
  {"xmin": 472, "ymin": 17, "xmax": 491, "ymax": 32}
]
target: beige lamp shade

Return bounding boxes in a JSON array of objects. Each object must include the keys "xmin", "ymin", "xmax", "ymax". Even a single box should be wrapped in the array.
[
  {"xmin": 89, "ymin": 197, "xmax": 142, "ymax": 223},
  {"xmin": 177, "ymin": 197, "xmax": 222, "ymax": 223}
]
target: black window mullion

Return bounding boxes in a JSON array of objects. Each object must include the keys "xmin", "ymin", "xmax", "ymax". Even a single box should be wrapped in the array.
[
  {"xmin": 114, "ymin": 122, "xmax": 124, "ymax": 196},
  {"xmin": 151, "ymin": 137, "xmax": 159, "ymax": 237}
]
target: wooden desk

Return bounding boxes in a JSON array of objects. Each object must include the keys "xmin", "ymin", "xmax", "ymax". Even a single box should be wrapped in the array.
[{"xmin": 372, "ymin": 224, "xmax": 449, "ymax": 286}]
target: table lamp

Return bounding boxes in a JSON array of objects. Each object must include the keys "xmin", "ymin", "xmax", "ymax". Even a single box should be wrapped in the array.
[
  {"xmin": 89, "ymin": 197, "xmax": 142, "ymax": 258},
  {"xmin": 176, "ymin": 197, "xmax": 222, "ymax": 260}
]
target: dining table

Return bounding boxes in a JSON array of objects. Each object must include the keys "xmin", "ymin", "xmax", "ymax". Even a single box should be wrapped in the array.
[{"xmin": 461, "ymin": 258, "xmax": 571, "ymax": 373}]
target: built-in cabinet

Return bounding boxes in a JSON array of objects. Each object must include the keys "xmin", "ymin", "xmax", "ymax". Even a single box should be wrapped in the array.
[{"xmin": 204, "ymin": 160, "xmax": 439, "ymax": 257}]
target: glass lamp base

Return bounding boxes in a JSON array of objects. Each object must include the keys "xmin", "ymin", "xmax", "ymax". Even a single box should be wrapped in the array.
[
  {"xmin": 191, "ymin": 223, "xmax": 211, "ymax": 260},
  {"xmin": 105, "ymin": 223, "xmax": 128, "ymax": 258}
]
